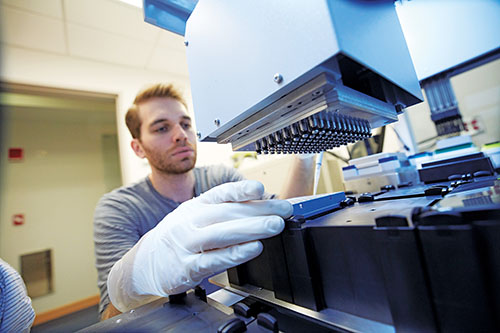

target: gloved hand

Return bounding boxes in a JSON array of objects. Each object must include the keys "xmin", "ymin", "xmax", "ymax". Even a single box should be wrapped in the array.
[{"xmin": 108, "ymin": 180, "xmax": 293, "ymax": 312}]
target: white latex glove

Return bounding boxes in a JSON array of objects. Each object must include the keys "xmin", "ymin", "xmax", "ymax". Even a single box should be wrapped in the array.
[{"xmin": 108, "ymin": 180, "xmax": 293, "ymax": 312}]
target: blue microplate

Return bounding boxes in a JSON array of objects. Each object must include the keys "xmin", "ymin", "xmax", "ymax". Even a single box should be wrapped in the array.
[{"xmin": 288, "ymin": 192, "xmax": 346, "ymax": 219}]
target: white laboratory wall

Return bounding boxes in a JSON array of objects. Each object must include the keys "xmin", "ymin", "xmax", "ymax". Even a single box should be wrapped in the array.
[
  {"xmin": 238, "ymin": 154, "xmax": 345, "ymax": 197},
  {"xmin": 451, "ymin": 58, "xmax": 500, "ymax": 147},
  {"xmin": 406, "ymin": 59, "xmax": 500, "ymax": 150},
  {"xmin": 238, "ymin": 155, "xmax": 295, "ymax": 196}
]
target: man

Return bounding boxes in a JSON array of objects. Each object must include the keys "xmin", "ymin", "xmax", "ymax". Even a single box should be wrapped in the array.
[{"xmin": 94, "ymin": 83, "xmax": 314, "ymax": 320}]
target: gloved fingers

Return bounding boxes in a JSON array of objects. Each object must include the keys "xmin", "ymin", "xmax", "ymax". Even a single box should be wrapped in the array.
[
  {"xmin": 196, "ymin": 180, "xmax": 265, "ymax": 204},
  {"xmin": 183, "ymin": 215, "xmax": 284, "ymax": 252},
  {"xmin": 192, "ymin": 241, "xmax": 264, "ymax": 281},
  {"xmin": 191, "ymin": 200, "xmax": 292, "ymax": 227}
]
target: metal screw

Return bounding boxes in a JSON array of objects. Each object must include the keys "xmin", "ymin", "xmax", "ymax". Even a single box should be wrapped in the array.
[
  {"xmin": 197, "ymin": 131, "xmax": 201, "ymax": 139},
  {"xmin": 214, "ymin": 118, "xmax": 221, "ymax": 127},
  {"xmin": 273, "ymin": 73, "xmax": 283, "ymax": 84},
  {"xmin": 184, "ymin": 40, "xmax": 189, "ymax": 46}
]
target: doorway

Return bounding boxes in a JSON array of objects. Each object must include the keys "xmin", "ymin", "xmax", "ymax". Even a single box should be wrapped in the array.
[{"xmin": 0, "ymin": 83, "xmax": 121, "ymax": 314}]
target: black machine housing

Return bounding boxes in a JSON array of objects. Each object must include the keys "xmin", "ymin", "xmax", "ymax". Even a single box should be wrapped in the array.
[{"xmin": 227, "ymin": 177, "xmax": 500, "ymax": 332}]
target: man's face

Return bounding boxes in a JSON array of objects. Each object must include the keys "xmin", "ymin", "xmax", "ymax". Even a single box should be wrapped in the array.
[{"xmin": 133, "ymin": 97, "xmax": 197, "ymax": 174}]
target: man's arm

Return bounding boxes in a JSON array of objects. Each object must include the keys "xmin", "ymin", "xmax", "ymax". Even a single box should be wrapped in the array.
[
  {"xmin": 280, "ymin": 155, "xmax": 315, "ymax": 199},
  {"xmin": 94, "ymin": 196, "xmax": 142, "ymax": 320},
  {"xmin": 101, "ymin": 302, "xmax": 122, "ymax": 320}
]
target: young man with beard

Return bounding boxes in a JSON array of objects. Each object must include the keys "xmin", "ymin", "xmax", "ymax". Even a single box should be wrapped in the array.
[{"xmin": 94, "ymin": 83, "xmax": 314, "ymax": 320}]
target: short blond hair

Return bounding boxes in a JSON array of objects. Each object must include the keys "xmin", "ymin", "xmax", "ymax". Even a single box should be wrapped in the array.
[{"xmin": 125, "ymin": 83, "xmax": 188, "ymax": 139}]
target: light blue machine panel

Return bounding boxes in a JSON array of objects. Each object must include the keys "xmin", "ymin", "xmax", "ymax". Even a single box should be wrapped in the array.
[
  {"xmin": 396, "ymin": 0, "xmax": 500, "ymax": 80},
  {"xmin": 143, "ymin": 0, "xmax": 198, "ymax": 36}
]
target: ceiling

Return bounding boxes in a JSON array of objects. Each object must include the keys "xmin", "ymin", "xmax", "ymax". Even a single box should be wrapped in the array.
[{"xmin": 0, "ymin": 0, "xmax": 189, "ymax": 77}]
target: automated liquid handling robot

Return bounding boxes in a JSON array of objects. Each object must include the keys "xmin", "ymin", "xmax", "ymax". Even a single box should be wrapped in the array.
[{"xmin": 144, "ymin": 0, "xmax": 423, "ymax": 154}]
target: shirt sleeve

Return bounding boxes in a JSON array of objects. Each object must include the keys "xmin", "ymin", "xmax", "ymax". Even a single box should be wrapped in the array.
[
  {"xmin": 93, "ymin": 195, "xmax": 142, "ymax": 316},
  {"xmin": 0, "ymin": 259, "xmax": 35, "ymax": 332}
]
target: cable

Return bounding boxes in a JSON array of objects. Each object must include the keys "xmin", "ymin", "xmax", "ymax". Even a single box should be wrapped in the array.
[
  {"xmin": 313, "ymin": 152, "xmax": 324, "ymax": 195},
  {"xmin": 390, "ymin": 126, "xmax": 410, "ymax": 152},
  {"xmin": 325, "ymin": 150, "xmax": 349, "ymax": 164}
]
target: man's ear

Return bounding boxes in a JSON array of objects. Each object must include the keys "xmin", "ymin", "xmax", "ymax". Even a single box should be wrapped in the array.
[{"xmin": 131, "ymin": 139, "xmax": 146, "ymax": 158}]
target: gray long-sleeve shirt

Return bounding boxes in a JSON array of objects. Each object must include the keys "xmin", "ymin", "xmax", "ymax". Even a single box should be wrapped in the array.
[{"xmin": 93, "ymin": 165, "xmax": 250, "ymax": 315}]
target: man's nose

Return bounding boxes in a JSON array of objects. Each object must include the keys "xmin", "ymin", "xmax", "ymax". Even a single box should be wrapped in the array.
[{"xmin": 172, "ymin": 124, "xmax": 188, "ymax": 142}]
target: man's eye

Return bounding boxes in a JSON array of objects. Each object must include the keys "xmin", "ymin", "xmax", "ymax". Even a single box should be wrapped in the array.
[
  {"xmin": 182, "ymin": 123, "xmax": 191, "ymax": 129},
  {"xmin": 156, "ymin": 126, "xmax": 168, "ymax": 132}
]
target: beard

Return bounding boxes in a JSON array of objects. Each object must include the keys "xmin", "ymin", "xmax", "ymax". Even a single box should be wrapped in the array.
[{"xmin": 143, "ymin": 143, "xmax": 197, "ymax": 175}]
